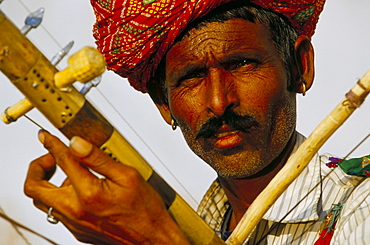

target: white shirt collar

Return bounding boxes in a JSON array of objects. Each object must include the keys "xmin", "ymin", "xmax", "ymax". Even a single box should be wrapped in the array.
[{"xmin": 263, "ymin": 133, "xmax": 322, "ymax": 223}]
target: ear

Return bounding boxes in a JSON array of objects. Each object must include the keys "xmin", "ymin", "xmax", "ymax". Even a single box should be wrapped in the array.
[
  {"xmin": 291, "ymin": 35, "xmax": 315, "ymax": 95},
  {"xmin": 147, "ymin": 81, "xmax": 172, "ymax": 125}
]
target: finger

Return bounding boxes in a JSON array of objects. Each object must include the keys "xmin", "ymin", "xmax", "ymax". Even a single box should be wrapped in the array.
[
  {"xmin": 24, "ymin": 154, "xmax": 78, "ymax": 211},
  {"xmin": 33, "ymin": 190, "xmax": 118, "ymax": 245},
  {"xmin": 24, "ymin": 152, "xmax": 79, "ymax": 226},
  {"xmin": 30, "ymin": 153, "xmax": 56, "ymax": 181},
  {"xmin": 27, "ymin": 176, "xmax": 79, "ymax": 225},
  {"xmin": 32, "ymin": 187, "xmax": 79, "ymax": 226},
  {"xmin": 24, "ymin": 154, "xmax": 59, "ymax": 199},
  {"xmin": 38, "ymin": 130, "xmax": 96, "ymax": 187},
  {"xmin": 60, "ymin": 178, "xmax": 72, "ymax": 187},
  {"xmin": 44, "ymin": 164, "xmax": 57, "ymax": 181},
  {"xmin": 69, "ymin": 136, "xmax": 138, "ymax": 185},
  {"xmin": 34, "ymin": 198, "xmax": 121, "ymax": 245}
]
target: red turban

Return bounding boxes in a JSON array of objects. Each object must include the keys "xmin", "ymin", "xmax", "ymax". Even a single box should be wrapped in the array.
[{"xmin": 91, "ymin": 0, "xmax": 326, "ymax": 93}]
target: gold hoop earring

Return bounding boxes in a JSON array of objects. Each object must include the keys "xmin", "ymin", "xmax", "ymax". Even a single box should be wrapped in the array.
[
  {"xmin": 301, "ymin": 80, "xmax": 307, "ymax": 96},
  {"xmin": 171, "ymin": 119, "xmax": 177, "ymax": 131}
]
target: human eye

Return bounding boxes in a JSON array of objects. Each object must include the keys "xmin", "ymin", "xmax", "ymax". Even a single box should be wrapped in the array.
[
  {"xmin": 180, "ymin": 72, "xmax": 202, "ymax": 81},
  {"xmin": 228, "ymin": 59, "xmax": 258, "ymax": 71},
  {"xmin": 222, "ymin": 57, "xmax": 260, "ymax": 72},
  {"xmin": 176, "ymin": 69, "xmax": 206, "ymax": 88}
]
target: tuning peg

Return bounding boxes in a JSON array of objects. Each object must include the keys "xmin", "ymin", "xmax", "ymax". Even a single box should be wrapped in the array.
[
  {"xmin": 1, "ymin": 47, "xmax": 105, "ymax": 124},
  {"xmin": 1, "ymin": 41, "xmax": 76, "ymax": 124},
  {"xmin": 54, "ymin": 46, "xmax": 106, "ymax": 89},
  {"xmin": 21, "ymin": 8, "xmax": 45, "ymax": 35},
  {"xmin": 1, "ymin": 41, "xmax": 75, "ymax": 124},
  {"xmin": 79, "ymin": 75, "xmax": 102, "ymax": 95},
  {"xmin": 50, "ymin": 41, "xmax": 74, "ymax": 66},
  {"xmin": 1, "ymin": 98, "xmax": 33, "ymax": 124}
]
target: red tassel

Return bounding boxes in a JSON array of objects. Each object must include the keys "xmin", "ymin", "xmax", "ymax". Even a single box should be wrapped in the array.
[{"xmin": 314, "ymin": 228, "xmax": 335, "ymax": 245}]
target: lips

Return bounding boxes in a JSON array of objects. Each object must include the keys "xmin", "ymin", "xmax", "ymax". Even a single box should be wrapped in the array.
[
  {"xmin": 213, "ymin": 126, "xmax": 243, "ymax": 149},
  {"xmin": 215, "ymin": 130, "xmax": 239, "ymax": 138}
]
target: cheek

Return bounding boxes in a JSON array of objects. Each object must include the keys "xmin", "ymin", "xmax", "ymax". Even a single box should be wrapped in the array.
[
  {"xmin": 243, "ymin": 70, "xmax": 288, "ymax": 111},
  {"xmin": 168, "ymin": 90, "xmax": 203, "ymax": 131},
  {"xmin": 237, "ymin": 81, "xmax": 282, "ymax": 117}
]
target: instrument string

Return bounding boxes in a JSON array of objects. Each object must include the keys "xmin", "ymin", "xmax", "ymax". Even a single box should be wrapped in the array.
[
  {"xmin": 9, "ymin": 1, "xmax": 369, "ymax": 244},
  {"xmin": 0, "ymin": 1, "xmax": 198, "ymax": 244},
  {"xmin": 24, "ymin": 115, "xmax": 48, "ymax": 131},
  {"xmin": 95, "ymin": 89, "xmax": 199, "ymax": 205},
  {"xmin": 15, "ymin": 0, "xmax": 199, "ymax": 205},
  {"xmin": 343, "ymin": 132, "xmax": 370, "ymax": 159},
  {"xmin": 0, "ymin": 210, "xmax": 57, "ymax": 245},
  {"xmin": 253, "ymin": 132, "xmax": 370, "ymax": 244},
  {"xmin": 16, "ymin": 0, "xmax": 63, "ymax": 49},
  {"xmin": 0, "ymin": 205, "xmax": 32, "ymax": 245}
]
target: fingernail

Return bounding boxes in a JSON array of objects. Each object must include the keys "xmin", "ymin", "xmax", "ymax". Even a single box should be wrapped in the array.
[
  {"xmin": 38, "ymin": 130, "xmax": 45, "ymax": 144},
  {"xmin": 70, "ymin": 136, "xmax": 93, "ymax": 157}
]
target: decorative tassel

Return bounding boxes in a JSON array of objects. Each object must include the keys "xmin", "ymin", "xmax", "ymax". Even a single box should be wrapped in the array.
[
  {"xmin": 325, "ymin": 157, "xmax": 342, "ymax": 168},
  {"xmin": 314, "ymin": 203, "xmax": 343, "ymax": 245},
  {"xmin": 326, "ymin": 155, "xmax": 370, "ymax": 177}
]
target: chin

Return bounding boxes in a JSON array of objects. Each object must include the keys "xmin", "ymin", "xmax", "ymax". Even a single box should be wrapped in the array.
[{"xmin": 208, "ymin": 153, "xmax": 268, "ymax": 179}]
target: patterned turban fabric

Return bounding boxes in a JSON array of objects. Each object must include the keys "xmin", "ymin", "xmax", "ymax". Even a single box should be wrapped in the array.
[{"xmin": 91, "ymin": 0, "xmax": 326, "ymax": 93}]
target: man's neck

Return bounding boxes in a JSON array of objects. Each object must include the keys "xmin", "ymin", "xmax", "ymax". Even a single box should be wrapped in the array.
[{"xmin": 218, "ymin": 131, "xmax": 297, "ymax": 230}]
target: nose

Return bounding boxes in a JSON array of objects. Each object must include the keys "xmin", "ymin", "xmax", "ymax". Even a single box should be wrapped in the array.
[{"xmin": 206, "ymin": 68, "xmax": 239, "ymax": 117}]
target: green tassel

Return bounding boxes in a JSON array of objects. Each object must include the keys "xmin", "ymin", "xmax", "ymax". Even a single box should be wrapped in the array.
[{"xmin": 339, "ymin": 155, "xmax": 370, "ymax": 177}]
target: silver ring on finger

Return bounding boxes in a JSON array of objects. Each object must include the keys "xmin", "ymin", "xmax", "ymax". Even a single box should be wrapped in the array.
[{"xmin": 47, "ymin": 207, "xmax": 59, "ymax": 224}]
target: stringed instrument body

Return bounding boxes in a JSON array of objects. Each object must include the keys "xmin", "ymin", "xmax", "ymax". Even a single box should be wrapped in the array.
[{"xmin": 0, "ymin": 9, "xmax": 224, "ymax": 245}]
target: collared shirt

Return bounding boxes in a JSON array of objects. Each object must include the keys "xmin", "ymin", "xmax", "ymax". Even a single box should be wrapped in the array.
[{"xmin": 197, "ymin": 133, "xmax": 370, "ymax": 244}]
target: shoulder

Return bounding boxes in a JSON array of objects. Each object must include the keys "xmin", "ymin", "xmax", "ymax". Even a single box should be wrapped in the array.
[
  {"xmin": 319, "ymin": 153, "xmax": 370, "ymax": 244},
  {"xmin": 197, "ymin": 179, "xmax": 230, "ymax": 231},
  {"xmin": 332, "ymin": 177, "xmax": 370, "ymax": 244}
]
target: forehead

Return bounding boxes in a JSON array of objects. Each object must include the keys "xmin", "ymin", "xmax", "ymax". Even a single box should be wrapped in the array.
[{"xmin": 165, "ymin": 19, "xmax": 277, "ymax": 75}]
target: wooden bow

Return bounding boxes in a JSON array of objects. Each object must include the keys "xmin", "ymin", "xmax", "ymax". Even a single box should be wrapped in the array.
[{"xmin": 226, "ymin": 73, "xmax": 370, "ymax": 244}]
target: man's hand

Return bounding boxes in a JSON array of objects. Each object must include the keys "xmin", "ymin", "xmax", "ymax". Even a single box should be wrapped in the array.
[{"xmin": 24, "ymin": 131, "xmax": 189, "ymax": 244}]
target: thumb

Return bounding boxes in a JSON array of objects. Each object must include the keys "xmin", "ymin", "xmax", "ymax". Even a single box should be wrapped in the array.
[
  {"xmin": 69, "ymin": 136, "xmax": 94, "ymax": 158},
  {"xmin": 69, "ymin": 136, "xmax": 131, "ymax": 183}
]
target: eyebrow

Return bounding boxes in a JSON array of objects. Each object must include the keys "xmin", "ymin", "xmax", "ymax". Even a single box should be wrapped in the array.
[
  {"xmin": 220, "ymin": 51, "xmax": 262, "ymax": 64},
  {"xmin": 169, "ymin": 50, "xmax": 264, "ymax": 84}
]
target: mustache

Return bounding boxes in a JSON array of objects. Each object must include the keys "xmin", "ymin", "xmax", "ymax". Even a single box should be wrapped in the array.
[{"xmin": 195, "ymin": 110, "xmax": 260, "ymax": 139}]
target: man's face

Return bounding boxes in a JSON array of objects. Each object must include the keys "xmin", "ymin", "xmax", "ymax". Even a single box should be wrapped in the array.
[{"xmin": 164, "ymin": 19, "xmax": 296, "ymax": 178}]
